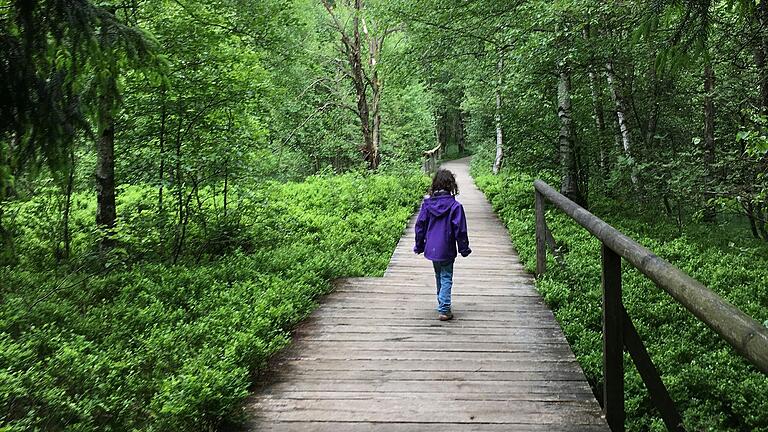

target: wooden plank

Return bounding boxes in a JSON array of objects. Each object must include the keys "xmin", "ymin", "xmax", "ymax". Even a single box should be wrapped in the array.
[
  {"xmin": 307, "ymin": 309, "xmax": 557, "ymax": 321},
  {"xmin": 294, "ymin": 324, "xmax": 566, "ymax": 334},
  {"xmin": 299, "ymin": 317, "xmax": 563, "ymax": 329},
  {"xmin": 276, "ymin": 347, "xmax": 576, "ymax": 361},
  {"xmin": 293, "ymin": 325, "xmax": 565, "ymax": 338},
  {"xmin": 249, "ymin": 399, "xmax": 606, "ymax": 424},
  {"xmin": 254, "ymin": 391, "xmax": 597, "ymax": 403},
  {"xmin": 315, "ymin": 304, "xmax": 552, "ymax": 313},
  {"xmin": 247, "ymin": 422, "xmax": 609, "ymax": 432},
  {"xmin": 268, "ymin": 360, "xmax": 585, "ymax": 376},
  {"xmin": 306, "ymin": 312, "xmax": 557, "ymax": 321},
  {"xmin": 324, "ymin": 291, "xmax": 543, "ymax": 299},
  {"xmin": 257, "ymin": 379, "xmax": 595, "ymax": 395},
  {"xmin": 319, "ymin": 294, "xmax": 545, "ymax": 302},
  {"xmin": 263, "ymin": 369, "xmax": 592, "ymax": 382}
]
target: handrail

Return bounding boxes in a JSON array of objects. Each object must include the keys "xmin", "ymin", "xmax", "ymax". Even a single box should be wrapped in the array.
[
  {"xmin": 533, "ymin": 179, "xmax": 768, "ymax": 432},
  {"xmin": 422, "ymin": 144, "xmax": 442, "ymax": 173}
]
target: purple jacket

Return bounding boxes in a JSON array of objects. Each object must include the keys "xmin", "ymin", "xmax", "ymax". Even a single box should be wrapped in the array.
[{"xmin": 413, "ymin": 192, "xmax": 471, "ymax": 261}]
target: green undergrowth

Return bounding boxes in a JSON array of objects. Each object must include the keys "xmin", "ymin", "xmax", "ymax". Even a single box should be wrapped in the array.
[
  {"xmin": 471, "ymin": 161, "xmax": 768, "ymax": 432},
  {"xmin": 0, "ymin": 172, "xmax": 428, "ymax": 431}
]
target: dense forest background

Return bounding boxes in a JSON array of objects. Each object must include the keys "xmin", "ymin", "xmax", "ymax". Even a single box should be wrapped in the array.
[{"xmin": 1, "ymin": 0, "xmax": 767, "ymax": 431}]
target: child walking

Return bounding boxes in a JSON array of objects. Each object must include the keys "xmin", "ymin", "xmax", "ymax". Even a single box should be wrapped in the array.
[{"xmin": 413, "ymin": 169, "xmax": 472, "ymax": 321}]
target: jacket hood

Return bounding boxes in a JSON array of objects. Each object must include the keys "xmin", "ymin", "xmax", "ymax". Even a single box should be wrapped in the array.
[{"xmin": 424, "ymin": 194, "xmax": 455, "ymax": 217}]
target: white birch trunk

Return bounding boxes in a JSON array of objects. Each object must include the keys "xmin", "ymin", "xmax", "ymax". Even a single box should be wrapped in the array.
[
  {"xmin": 588, "ymin": 70, "xmax": 607, "ymax": 170},
  {"xmin": 493, "ymin": 55, "xmax": 504, "ymax": 175},
  {"xmin": 606, "ymin": 61, "xmax": 638, "ymax": 185},
  {"xmin": 362, "ymin": 17, "xmax": 381, "ymax": 167}
]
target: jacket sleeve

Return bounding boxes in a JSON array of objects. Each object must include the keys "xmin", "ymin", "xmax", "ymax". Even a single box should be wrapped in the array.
[
  {"xmin": 413, "ymin": 201, "xmax": 427, "ymax": 254},
  {"xmin": 453, "ymin": 204, "xmax": 472, "ymax": 257}
]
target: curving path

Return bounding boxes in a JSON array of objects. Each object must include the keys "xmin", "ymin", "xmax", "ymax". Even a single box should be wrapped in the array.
[{"xmin": 245, "ymin": 157, "xmax": 609, "ymax": 431}]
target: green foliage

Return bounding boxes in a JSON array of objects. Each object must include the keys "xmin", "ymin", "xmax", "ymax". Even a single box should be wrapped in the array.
[
  {"xmin": 0, "ymin": 172, "xmax": 428, "ymax": 431},
  {"xmin": 472, "ymin": 160, "xmax": 768, "ymax": 432},
  {"xmin": 0, "ymin": 1, "xmax": 161, "ymax": 198}
]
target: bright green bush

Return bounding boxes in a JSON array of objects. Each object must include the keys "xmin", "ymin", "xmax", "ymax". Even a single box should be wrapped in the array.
[
  {"xmin": 0, "ymin": 172, "xmax": 428, "ymax": 431},
  {"xmin": 471, "ymin": 160, "xmax": 768, "ymax": 432}
]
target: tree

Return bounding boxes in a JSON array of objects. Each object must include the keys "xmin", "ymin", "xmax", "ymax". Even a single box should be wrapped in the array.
[{"xmin": 321, "ymin": 0, "xmax": 400, "ymax": 169}]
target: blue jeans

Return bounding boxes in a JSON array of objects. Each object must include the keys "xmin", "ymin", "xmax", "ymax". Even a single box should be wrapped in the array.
[{"xmin": 432, "ymin": 260, "xmax": 454, "ymax": 314}]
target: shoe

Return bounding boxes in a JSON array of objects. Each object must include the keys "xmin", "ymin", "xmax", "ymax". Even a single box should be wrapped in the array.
[{"xmin": 438, "ymin": 312, "xmax": 453, "ymax": 321}]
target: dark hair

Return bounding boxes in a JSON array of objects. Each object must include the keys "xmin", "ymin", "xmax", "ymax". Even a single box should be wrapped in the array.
[{"xmin": 429, "ymin": 169, "xmax": 458, "ymax": 196}]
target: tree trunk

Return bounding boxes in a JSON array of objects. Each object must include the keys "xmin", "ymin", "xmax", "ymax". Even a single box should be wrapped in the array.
[
  {"xmin": 367, "ymin": 21, "xmax": 382, "ymax": 169},
  {"xmin": 223, "ymin": 162, "xmax": 229, "ymax": 218},
  {"xmin": 606, "ymin": 61, "xmax": 638, "ymax": 185},
  {"xmin": 322, "ymin": 0, "xmax": 388, "ymax": 170},
  {"xmin": 60, "ymin": 150, "xmax": 75, "ymax": 261},
  {"xmin": 757, "ymin": 201, "xmax": 768, "ymax": 241},
  {"xmin": 435, "ymin": 116, "xmax": 444, "ymax": 152},
  {"xmin": 558, "ymin": 65, "xmax": 585, "ymax": 206},
  {"xmin": 757, "ymin": 0, "xmax": 768, "ymax": 115},
  {"xmin": 645, "ymin": 55, "xmax": 660, "ymax": 148},
  {"xmin": 745, "ymin": 200, "xmax": 761, "ymax": 239},
  {"xmin": 703, "ymin": 59, "xmax": 717, "ymax": 222},
  {"xmin": 0, "ymin": 204, "xmax": 16, "ymax": 266},
  {"xmin": 368, "ymin": 78, "xmax": 381, "ymax": 169},
  {"xmin": 173, "ymin": 113, "xmax": 184, "ymax": 261},
  {"xmin": 589, "ymin": 70, "xmax": 606, "ymax": 131},
  {"xmin": 588, "ymin": 69, "xmax": 608, "ymax": 171},
  {"xmin": 96, "ymin": 76, "xmax": 117, "ymax": 252},
  {"xmin": 493, "ymin": 54, "xmax": 504, "ymax": 175},
  {"xmin": 583, "ymin": 25, "xmax": 607, "ymax": 172},
  {"xmin": 158, "ymin": 90, "xmax": 167, "ymax": 214},
  {"xmin": 350, "ymin": 1, "xmax": 376, "ymax": 169},
  {"xmin": 457, "ymin": 110, "xmax": 467, "ymax": 155}
]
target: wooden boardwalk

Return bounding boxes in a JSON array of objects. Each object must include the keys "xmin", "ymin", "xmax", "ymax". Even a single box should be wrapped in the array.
[{"xmin": 246, "ymin": 158, "xmax": 610, "ymax": 431}]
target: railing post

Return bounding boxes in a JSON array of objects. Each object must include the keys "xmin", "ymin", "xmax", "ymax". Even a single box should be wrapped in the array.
[
  {"xmin": 602, "ymin": 243, "xmax": 624, "ymax": 432},
  {"xmin": 535, "ymin": 190, "xmax": 546, "ymax": 276}
]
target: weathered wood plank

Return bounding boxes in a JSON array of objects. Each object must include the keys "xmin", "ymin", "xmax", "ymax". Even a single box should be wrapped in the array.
[
  {"xmin": 293, "ymin": 325, "xmax": 566, "ymax": 338},
  {"xmin": 270, "ymin": 358, "xmax": 583, "ymax": 372},
  {"xmin": 257, "ymin": 379, "xmax": 595, "ymax": 395},
  {"xmin": 263, "ymin": 369, "xmax": 592, "ymax": 382},
  {"xmin": 247, "ymin": 422, "xmax": 609, "ymax": 432},
  {"xmin": 307, "ymin": 309, "xmax": 557, "ymax": 321},
  {"xmin": 300, "ymin": 317, "xmax": 563, "ymax": 329},
  {"xmin": 249, "ymin": 399, "xmax": 606, "ymax": 424}
]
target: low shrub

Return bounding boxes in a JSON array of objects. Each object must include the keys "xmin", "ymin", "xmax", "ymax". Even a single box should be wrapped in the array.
[{"xmin": 0, "ymin": 171, "xmax": 428, "ymax": 431}]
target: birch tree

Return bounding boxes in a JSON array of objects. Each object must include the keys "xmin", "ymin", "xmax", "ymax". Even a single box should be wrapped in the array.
[
  {"xmin": 558, "ymin": 62, "xmax": 585, "ymax": 206},
  {"xmin": 493, "ymin": 53, "xmax": 505, "ymax": 174},
  {"xmin": 606, "ymin": 60, "xmax": 638, "ymax": 185}
]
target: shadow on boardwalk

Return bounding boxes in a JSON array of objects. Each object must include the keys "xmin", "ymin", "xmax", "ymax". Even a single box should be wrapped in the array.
[{"xmin": 243, "ymin": 157, "xmax": 609, "ymax": 431}]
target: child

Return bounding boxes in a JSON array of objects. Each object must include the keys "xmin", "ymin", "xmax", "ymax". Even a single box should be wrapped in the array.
[{"xmin": 413, "ymin": 169, "xmax": 472, "ymax": 321}]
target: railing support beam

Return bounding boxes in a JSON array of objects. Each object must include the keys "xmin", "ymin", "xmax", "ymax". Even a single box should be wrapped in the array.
[
  {"xmin": 621, "ymin": 307, "xmax": 685, "ymax": 432},
  {"xmin": 602, "ymin": 243, "xmax": 624, "ymax": 432},
  {"xmin": 535, "ymin": 190, "xmax": 546, "ymax": 276}
]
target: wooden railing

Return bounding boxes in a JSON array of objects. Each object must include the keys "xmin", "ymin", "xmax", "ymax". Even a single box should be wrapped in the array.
[
  {"xmin": 533, "ymin": 179, "xmax": 768, "ymax": 432},
  {"xmin": 422, "ymin": 144, "xmax": 442, "ymax": 173}
]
